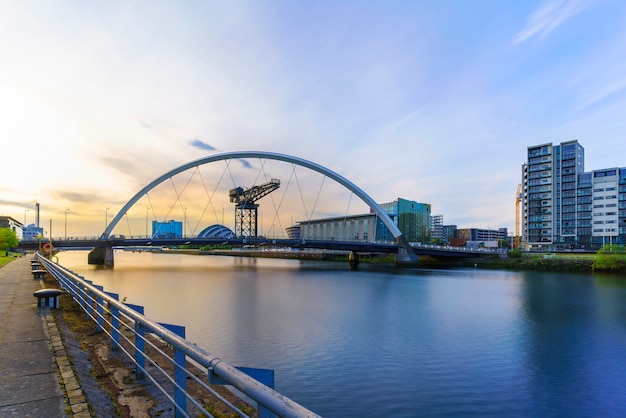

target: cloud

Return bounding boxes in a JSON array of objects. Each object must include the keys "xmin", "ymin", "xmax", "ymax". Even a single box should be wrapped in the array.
[
  {"xmin": 238, "ymin": 159, "xmax": 253, "ymax": 169},
  {"xmin": 512, "ymin": 0, "xmax": 590, "ymax": 45},
  {"xmin": 189, "ymin": 139, "xmax": 217, "ymax": 151},
  {"xmin": 139, "ymin": 120, "xmax": 153, "ymax": 129},
  {"xmin": 0, "ymin": 198, "xmax": 32, "ymax": 209},
  {"xmin": 53, "ymin": 191, "xmax": 103, "ymax": 204}
]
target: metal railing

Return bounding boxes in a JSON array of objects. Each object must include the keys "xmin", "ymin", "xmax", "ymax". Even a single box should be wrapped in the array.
[{"xmin": 36, "ymin": 253, "xmax": 320, "ymax": 418}]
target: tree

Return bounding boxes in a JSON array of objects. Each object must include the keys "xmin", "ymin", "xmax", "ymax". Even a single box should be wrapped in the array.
[{"xmin": 0, "ymin": 228, "xmax": 18, "ymax": 251}]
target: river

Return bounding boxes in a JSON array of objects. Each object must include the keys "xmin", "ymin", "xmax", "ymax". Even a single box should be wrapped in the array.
[{"xmin": 56, "ymin": 250, "xmax": 626, "ymax": 417}]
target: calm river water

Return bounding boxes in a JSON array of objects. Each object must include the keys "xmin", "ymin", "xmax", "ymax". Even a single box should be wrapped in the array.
[{"xmin": 57, "ymin": 250, "xmax": 626, "ymax": 417}]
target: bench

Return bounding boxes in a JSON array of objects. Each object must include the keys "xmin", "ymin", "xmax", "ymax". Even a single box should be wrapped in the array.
[{"xmin": 34, "ymin": 288, "xmax": 63, "ymax": 309}]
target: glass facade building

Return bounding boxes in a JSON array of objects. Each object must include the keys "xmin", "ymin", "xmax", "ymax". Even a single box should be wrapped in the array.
[
  {"xmin": 522, "ymin": 140, "xmax": 626, "ymax": 249},
  {"xmin": 376, "ymin": 198, "xmax": 431, "ymax": 243},
  {"xmin": 151, "ymin": 220, "xmax": 183, "ymax": 239}
]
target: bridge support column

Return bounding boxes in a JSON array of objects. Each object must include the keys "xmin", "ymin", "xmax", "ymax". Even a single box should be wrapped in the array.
[
  {"xmin": 348, "ymin": 251, "xmax": 359, "ymax": 269},
  {"xmin": 395, "ymin": 249, "xmax": 419, "ymax": 265},
  {"xmin": 394, "ymin": 235, "xmax": 419, "ymax": 265},
  {"xmin": 88, "ymin": 247, "xmax": 115, "ymax": 267}
]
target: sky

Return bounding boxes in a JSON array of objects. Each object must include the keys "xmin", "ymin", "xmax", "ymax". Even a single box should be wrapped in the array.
[{"xmin": 1, "ymin": 0, "xmax": 626, "ymax": 238}]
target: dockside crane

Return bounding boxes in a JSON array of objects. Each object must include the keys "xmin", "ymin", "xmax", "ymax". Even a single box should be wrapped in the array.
[
  {"xmin": 515, "ymin": 183, "xmax": 522, "ymax": 248},
  {"xmin": 229, "ymin": 179, "xmax": 280, "ymax": 238}
]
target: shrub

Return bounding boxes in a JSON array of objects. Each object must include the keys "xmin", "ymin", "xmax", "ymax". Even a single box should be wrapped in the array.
[
  {"xmin": 592, "ymin": 245, "xmax": 626, "ymax": 272},
  {"xmin": 508, "ymin": 248, "xmax": 522, "ymax": 259}
]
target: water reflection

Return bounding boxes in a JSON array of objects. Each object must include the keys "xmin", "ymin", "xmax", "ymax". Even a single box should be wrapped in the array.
[
  {"xmin": 56, "ymin": 251, "xmax": 626, "ymax": 417},
  {"xmin": 520, "ymin": 271, "xmax": 626, "ymax": 417}
]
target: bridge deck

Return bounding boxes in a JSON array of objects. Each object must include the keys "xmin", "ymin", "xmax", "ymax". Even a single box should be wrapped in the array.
[{"xmin": 20, "ymin": 238, "xmax": 498, "ymax": 259}]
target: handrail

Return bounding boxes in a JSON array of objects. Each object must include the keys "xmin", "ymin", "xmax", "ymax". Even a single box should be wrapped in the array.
[{"xmin": 36, "ymin": 253, "xmax": 320, "ymax": 418}]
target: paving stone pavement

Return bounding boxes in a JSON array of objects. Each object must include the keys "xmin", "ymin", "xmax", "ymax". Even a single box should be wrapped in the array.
[{"xmin": 0, "ymin": 255, "xmax": 90, "ymax": 418}]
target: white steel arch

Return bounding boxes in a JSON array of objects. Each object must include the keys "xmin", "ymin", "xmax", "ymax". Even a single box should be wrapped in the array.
[{"xmin": 102, "ymin": 151, "xmax": 415, "ymax": 258}]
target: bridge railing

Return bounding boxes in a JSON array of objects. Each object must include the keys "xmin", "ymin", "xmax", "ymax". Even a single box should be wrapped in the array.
[{"xmin": 36, "ymin": 253, "xmax": 319, "ymax": 418}]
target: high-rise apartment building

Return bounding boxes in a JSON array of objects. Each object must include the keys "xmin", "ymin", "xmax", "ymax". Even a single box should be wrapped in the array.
[
  {"xmin": 522, "ymin": 140, "xmax": 626, "ymax": 250},
  {"xmin": 430, "ymin": 215, "xmax": 444, "ymax": 242}
]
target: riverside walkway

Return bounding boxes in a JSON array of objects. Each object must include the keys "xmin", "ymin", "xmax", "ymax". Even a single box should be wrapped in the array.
[{"xmin": 0, "ymin": 255, "xmax": 89, "ymax": 417}]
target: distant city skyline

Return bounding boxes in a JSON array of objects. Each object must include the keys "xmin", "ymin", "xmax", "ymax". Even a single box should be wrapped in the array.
[{"xmin": 1, "ymin": 1, "xmax": 625, "ymax": 237}]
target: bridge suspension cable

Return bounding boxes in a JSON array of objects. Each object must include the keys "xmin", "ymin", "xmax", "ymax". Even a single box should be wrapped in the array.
[{"xmin": 100, "ymin": 151, "xmax": 415, "ymax": 261}]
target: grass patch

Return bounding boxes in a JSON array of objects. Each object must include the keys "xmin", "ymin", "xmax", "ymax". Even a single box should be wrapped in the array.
[{"xmin": 0, "ymin": 251, "xmax": 22, "ymax": 267}]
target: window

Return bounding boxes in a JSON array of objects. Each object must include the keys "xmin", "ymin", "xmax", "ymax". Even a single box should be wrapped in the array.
[{"xmin": 595, "ymin": 170, "xmax": 617, "ymax": 177}]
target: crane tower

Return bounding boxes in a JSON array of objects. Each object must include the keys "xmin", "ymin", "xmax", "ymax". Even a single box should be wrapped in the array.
[
  {"xmin": 515, "ymin": 183, "xmax": 522, "ymax": 248},
  {"xmin": 229, "ymin": 179, "xmax": 280, "ymax": 238}
]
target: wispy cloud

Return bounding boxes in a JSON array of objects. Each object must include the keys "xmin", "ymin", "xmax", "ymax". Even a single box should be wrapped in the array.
[
  {"xmin": 238, "ymin": 159, "xmax": 253, "ymax": 169},
  {"xmin": 190, "ymin": 139, "xmax": 216, "ymax": 151},
  {"xmin": 513, "ymin": 0, "xmax": 590, "ymax": 45},
  {"xmin": 138, "ymin": 120, "xmax": 153, "ymax": 129},
  {"xmin": 53, "ymin": 191, "xmax": 103, "ymax": 204},
  {"xmin": 574, "ymin": 77, "xmax": 626, "ymax": 113}
]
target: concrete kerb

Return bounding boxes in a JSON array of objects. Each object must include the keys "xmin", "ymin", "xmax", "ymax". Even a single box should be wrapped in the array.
[{"xmin": 41, "ymin": 305, "xmax": 91, "ymax": 418}]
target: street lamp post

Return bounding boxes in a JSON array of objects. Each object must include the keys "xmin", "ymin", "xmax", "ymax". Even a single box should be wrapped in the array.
[
  {"xmin": 64, "ymin": 208, "xmax": 70, "ymax": 240},
  {"xmin": 146, "ymin": 207, "xmax": 150, "ymax": 238},
  {"xmin": 184, "ymin": 207, "xmax": 188, "ymax": 238}
]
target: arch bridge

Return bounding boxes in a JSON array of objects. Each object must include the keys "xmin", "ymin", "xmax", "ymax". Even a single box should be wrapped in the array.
[{"xmin": 88, "ymin": 151, "xmax": 418, "ymax": 267}]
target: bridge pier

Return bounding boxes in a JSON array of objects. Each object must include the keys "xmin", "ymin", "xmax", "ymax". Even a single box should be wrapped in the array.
[
  {"xmin": 394, "ymin": 250, "xmax": 419, "ymax": 265},
  {"xmin": 348, "ymin": 251, "xmax": 359, "ymax": 269},
  {"xmin": 88, "ymin": 247, "xmax": 115, "ymax": 267},
  {"xmin": 394, "ymin": 235, "xmax": 419, "ymax": 265}
]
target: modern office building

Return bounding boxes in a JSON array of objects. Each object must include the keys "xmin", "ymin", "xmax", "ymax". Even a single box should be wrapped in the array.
[
  {"xmin": 521, "ymin": 140, "xmax": 626, "ymax": 249},
  {"xmin": 377, "ymin": 198, "xmax": 431, "ymax": 243},
  {"xmin": 442, "ymin": 224, "xmax": 457, "ymax": 245},
  {"xmin": 431, "ymin": 215, "xmax": 444, "ymax": 242},
  {"xmin": 298, "ymin": 197, "xmax": 431, "ymax": 243},
  {"xmin": 0, "ymin": 216, "xmax": 23, "ymax": 240},
  {"xmin": 299, "ymin": 213, "xmax": 376, "ymax": 242},
  {"xmin": 456, "ymin": 227, "xmax": 508, "ymax": 242},
  {"xmin": 151, "ymin": 220, "xmax": 183, "ymax": 239},
  {"xmin": 22, "ymin": 224, "xmax": 44, "ymax": 241}
]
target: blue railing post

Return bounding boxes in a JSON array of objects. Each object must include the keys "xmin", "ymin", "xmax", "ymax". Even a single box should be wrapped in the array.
[
  {"xmin": 238, "ymin": 367, "xmax": 275, "ymax": 418},
  {"xmin": 93, "ymin": 284, "xmax": 105, "ymax": 331},
  {"xmin": 84, "ymin": 279, "xmax": 94, "ymax": 317},
  {"xmin": 210, "ymin": 366, "xmax": 276, "ymax": 418},
  {"xmin": 126, "ymin": 303, "xmax": 146, "ymax": 379},
  {"xmin": 79, "ymin": 282, "xmax": 87, "ymax": 312},
  {"xmin": 105, "ymin": 292, "xmax": 120, "ymax": 350},
  {"xmin": 161, "ymin": 323, "xmax": 187, "ymax": 417}
]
